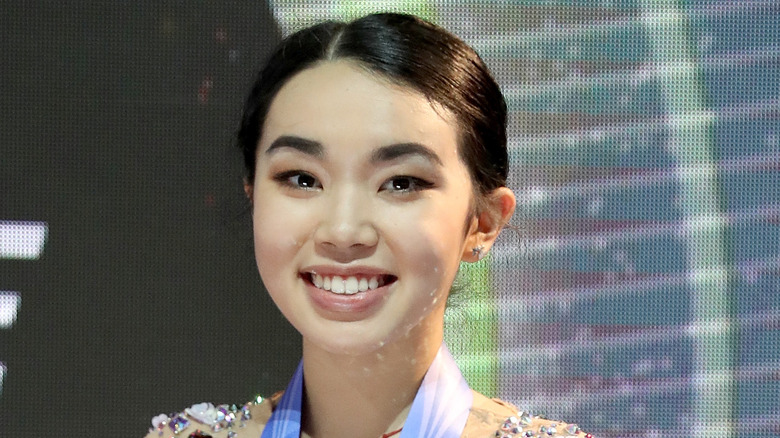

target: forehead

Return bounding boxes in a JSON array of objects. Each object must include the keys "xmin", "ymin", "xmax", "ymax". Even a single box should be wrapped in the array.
[{"xmin": 260, "ymin": 61, "xmax": 460, "ymax": 156}]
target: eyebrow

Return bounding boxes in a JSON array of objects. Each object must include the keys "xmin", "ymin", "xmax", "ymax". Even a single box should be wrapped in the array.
[
  {"xmin": 370, "ymin": 142, "xmax": 443, "ymax": 166},
  {"xmin": 265, "ymin": 135, "xmax": 443, "ymax": 166},
  {"xmin": 265, "ymin": 136, "xmax": 324, "ymax": 158}
]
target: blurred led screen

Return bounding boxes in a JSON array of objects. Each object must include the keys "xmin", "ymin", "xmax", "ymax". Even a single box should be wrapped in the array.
[{"xmin": 1, "ymin": 1, "xmax": 778, "ymax": 437}]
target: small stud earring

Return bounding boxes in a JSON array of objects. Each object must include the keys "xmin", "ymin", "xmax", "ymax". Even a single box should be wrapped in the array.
[{"xmin": 471, "ymin": 245, "xmax": 485, "ymax": 259}]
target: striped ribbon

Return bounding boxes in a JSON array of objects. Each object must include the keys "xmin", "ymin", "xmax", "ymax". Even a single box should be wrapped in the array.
[{"xmin": 261, "ymin": 343, "xmax": 472, "ymax": 438}]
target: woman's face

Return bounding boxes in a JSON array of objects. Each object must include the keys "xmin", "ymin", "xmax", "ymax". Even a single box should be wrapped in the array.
[{"xmin": 250, "ymin": 61, "xmax": 478, "ymax": 355}]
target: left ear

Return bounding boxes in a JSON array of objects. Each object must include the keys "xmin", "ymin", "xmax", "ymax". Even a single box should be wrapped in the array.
[
  {"xmin": 462, "ymin": 187, "xmax": 516, "ymax": 263},
  {"xmin": 243, "ymin": 178, "xmax": 254, "ymax": 204}
]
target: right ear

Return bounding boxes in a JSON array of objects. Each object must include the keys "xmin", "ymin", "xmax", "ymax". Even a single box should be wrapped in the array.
[{"xmin": 243, "ymin": 178, "xmax": 254, "ymax": 203}]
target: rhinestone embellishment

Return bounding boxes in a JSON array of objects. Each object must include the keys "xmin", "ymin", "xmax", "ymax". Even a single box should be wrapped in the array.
[
  {"xmin": 150, "ymin": 399, "xmax": 259, "ymax": 437},
  {"xmin": 169, "ymin": 414, "xmax": 191, "ymax": 434},
  {"xmin": 151, "ymin": 414, "xmax": 170, "ymax": 434},
  {"xmin": 495, "ymin": 411, "xmax": 585, "ymax": 438}
]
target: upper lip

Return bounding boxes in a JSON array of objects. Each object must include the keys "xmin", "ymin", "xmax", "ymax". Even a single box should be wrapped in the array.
[{"xmin": 301, "ymin": 265, "xmax": 393, "ymax": 277}]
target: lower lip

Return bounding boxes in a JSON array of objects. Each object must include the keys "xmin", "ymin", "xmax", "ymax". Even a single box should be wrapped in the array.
[{"xmin": 304, "ymin": 278, "xmax": 392, "ymax": 321}]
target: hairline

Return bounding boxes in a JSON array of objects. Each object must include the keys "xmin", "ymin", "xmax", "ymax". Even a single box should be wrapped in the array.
[{"xmin": 263, "ymin": 57, "xmax": 486, "ymax": 222}]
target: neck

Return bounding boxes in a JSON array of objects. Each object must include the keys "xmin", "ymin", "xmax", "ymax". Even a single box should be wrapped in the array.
[{"xmin": 300, "ymin": 321, "xmax": 443, "ymax": 438}]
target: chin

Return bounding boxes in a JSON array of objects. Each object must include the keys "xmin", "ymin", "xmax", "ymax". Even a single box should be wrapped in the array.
[
  {"xmin": 324, "ymin": 341, "xmax": 387, "ymax": 357},
  {"xmin": 301, "ymin": 312, "xmax": 441, "ymax": 358},
  {"xmin": 299, "ymin": 321, "xmax": 404, "ymax": 357}
]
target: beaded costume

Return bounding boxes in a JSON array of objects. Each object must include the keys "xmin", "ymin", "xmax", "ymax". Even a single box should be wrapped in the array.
[
  {"xmin": 144, "ymin": 392, "xmax": 591, "ymax": 438},
  {"xmin": 145, "ymin": 345, "xmax": 591, "ymax": 438}
]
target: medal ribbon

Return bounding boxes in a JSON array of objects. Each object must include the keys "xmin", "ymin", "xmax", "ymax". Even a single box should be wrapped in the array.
[
  {"xmin": 261, "ymin": 361, "xmax": 304, "ymax": 438},
  {"xmin": 261, "ymin": 343, "xmax": 472, "ymax": 438}
]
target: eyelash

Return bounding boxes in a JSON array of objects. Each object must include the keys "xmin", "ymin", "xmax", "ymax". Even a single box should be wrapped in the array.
[
  {"xmin": 379, "ymin": 176, "xmax": 434, "ymax": 193},
  {"xmin": 272, "ymin": 171, "xmax": 434, "ymax": 194},
  {"xmin": 274, "ymin": 170, "xmax": 321, "ymax": 190}
]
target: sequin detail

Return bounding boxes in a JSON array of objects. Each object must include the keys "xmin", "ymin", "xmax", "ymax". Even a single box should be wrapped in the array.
[
  {"xmin": 151, "ymin": 414, "xmax": 170, "ymax": 433},
  {"xmin": 495, "ymin": 411, "xmax": 584, "ymax": 438},
  {"xmin": 169, "ymin": 414, "xmax": 191, "ymax": 434},
  {"xmin": 241, "ymin": 403, "xmax": 252, "ymax": 422},
  {"xmin": 150, "ymin": 398, "xmax": 262, "ymax": 437}
]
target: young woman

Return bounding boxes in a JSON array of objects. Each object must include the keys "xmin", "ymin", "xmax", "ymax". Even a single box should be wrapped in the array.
[{"xmin": 146, "ymin": 13, "xmax": 590, "ymax": 438}]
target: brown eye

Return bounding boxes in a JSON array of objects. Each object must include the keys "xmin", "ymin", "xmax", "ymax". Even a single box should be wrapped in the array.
[
  {"xmin": 380, "ymin": 176, "xmax": 433, "ymax": 193},
  {"xmin": 292, "ymin": 173, "xmax": 319, "ymax": 189},
  {"xmin": 275, "ymin": 171, "xmax": 322, "ymax": 190},
  {"xmin": 390, "ymin": 178, "xmax": 411, "ymax": 191}
]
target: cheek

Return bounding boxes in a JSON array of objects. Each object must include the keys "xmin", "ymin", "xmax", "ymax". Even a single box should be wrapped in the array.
[
  {"xmin": 389, "ymin": 224, "xmax": 461, "ymax": 333},
  {"xmin": 417, "ymin": 200, "xmax": 470, "ymax": 253},
  {"xmin": 389, "ymin": 208, "xmax": 467, "ymax": 284},
  {"xmin": 251, "ymin": 201, "xmax": 309, "ymax": 270}
]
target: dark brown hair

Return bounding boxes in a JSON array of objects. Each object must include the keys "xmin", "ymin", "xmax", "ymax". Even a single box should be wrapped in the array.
[{"xmin": 238, "ymin": 13, "xmax": 508, "ymax": 200}]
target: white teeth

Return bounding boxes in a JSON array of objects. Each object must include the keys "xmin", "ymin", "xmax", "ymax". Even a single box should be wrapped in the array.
[
  {"xmin": 310, "ymin": 274, "xmax": 385, "ymax": 295},
  {"xmin": 345, "ymin": 277, "xmax": 359, "ymax": 294},
  {"xmin": 331, "ymin": 276, "xmax": 345, "ymax": 293}
]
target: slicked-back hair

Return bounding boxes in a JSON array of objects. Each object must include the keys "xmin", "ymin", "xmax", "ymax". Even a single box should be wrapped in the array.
[{"xmin": 238, "ymin": 13, "xmax": 508, "ymax": 201}]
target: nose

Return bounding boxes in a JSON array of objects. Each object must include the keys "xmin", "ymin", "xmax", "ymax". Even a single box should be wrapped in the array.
[{"xmin": 313, "ymin": 185, "xmax": 379, "ymax": 259}]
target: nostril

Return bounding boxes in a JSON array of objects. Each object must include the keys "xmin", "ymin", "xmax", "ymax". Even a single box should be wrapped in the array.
[{"xmin": 313, "ymin": 214, "xmax": 379, "ymax": 250}]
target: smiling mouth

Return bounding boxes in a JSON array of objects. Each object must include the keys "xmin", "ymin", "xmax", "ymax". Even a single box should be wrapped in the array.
[{"xmin": 305, "ymin": 273, "xmax": 397, "ymax": 295}]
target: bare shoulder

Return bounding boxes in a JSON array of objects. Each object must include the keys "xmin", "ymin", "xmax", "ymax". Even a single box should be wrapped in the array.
[
  {"xmin": 141, "ymin": 393, "xmax": 281, "ymax": 438},
  {"xmin": 463, "ymin": 391, "xmax": 594, "ymax": 438}
]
